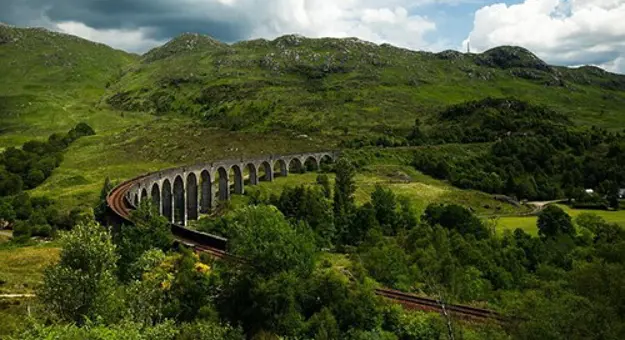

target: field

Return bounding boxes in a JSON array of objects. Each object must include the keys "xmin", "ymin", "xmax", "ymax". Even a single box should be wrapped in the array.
[
  {"xmin": 0, "ymin": 243, "xmax": 60, "ymax": 294},
  {"xmin": 495, "ymin": 204, "xmax": 625, "ymax": 235},
  {"xmin": 241, "ymin": 164, "xmax": 529, "ymax": 217}
]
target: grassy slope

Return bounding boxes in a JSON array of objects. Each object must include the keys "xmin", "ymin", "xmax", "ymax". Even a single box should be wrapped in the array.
[
  {"xmin": 0, "ymin": 243, "xmax": 59, "ymax": 294},
  {"xmin": 2, "ymin": 27, "xmax": 625, "ymax": 216},
  {"xmin": 0, "ymin": 24, "xmax": 140, "ymax": 147},
  {"xmin": 242, "ymin": 165, "xmax": 530, "ymax": 217},
  {"xmin": 105, "ymin": 35, "xmax": 625, "ymax": 137}
]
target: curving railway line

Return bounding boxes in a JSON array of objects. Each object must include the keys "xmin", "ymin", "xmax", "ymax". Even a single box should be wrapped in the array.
[{"xmin": 106, "ymin": 171, "xmax": 504, "ymax": 323}]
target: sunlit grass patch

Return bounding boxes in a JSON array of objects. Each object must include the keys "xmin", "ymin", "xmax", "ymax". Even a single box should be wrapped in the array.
[{"xmin": 0, "ymin": 243, "xmax": 60, "ymax": 294}]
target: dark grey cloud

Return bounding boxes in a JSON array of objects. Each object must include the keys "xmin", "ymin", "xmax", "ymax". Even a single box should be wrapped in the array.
[{"xmin": 0, "ymin": 0, "xmax": 252, "ymax": 42}]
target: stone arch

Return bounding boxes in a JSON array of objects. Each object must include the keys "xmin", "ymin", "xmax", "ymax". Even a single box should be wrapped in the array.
[
  {"xmin": 232, "ymin": 165, "xmax": 244, "ymax": 194},
  {"xmin": 274, "ymin": 159, "xmax": 288, "ymax": 177},
  {"xmin": 186, "ymin": 173, "xmax": 198, "ymax": 221},
  {"xmin": 173, "ymin": 176, "xmax": 185, "ymax": 225},
  {"xmin": 288, "ymin": 157, "xmax": 304, "ymax": 174},
  {"xmin": 246, "ymin": 163, "xmax": 258, "ymax": 185},
  {"xmin": 133, "ymin": 193, "xmax": 139, "ymax": 207},
  {"xmin": 151, "ymin": 183, "xmax": 161, "ymax": 213},
  {"xmin": 304, "ymin": 156, "xmax": 319, "ymax": 171},
  {"xmin": 217, "ymin": 167, "xmax": 230, "ymax": 201},
  {"xmin": 139, "ymin": 188, "xmax": 148, "ymax": 202},
  {"xmin": 319, "ymin": 154, "xmax": 334, "ymax": 170},
  {"xmin": 199, "ymin": 170, "xmax": 212, "ymax": 213},
  {"xmin": 162, "ymin": 179, "xmax": 173, "ymax": 222},
  {"xmin": 259, "ymin": 161, "xmax": 273, "ymax": 182}
]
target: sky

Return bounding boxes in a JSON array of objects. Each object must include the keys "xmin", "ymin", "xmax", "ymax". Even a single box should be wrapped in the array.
[{"xmin": 1, "ymin": 0, "xmax": 624, "ymax": 74}]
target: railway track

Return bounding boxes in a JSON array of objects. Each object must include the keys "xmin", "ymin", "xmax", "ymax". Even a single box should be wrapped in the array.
[{"xmin": 107, "ymin": 175, "xmax": 504, "ymax": 323}]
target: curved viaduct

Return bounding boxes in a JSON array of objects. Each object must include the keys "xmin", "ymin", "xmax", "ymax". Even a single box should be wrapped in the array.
[
  {"xmin": 116, "ymin": 151, "xmax": 336, "ymax": 228},
  {"xmin": 105, "ymin": 150, "xmax": 503, "ymax": 322}
]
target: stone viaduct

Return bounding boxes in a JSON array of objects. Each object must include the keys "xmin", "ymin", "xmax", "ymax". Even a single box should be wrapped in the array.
[{"xmin": 125, "ymin": 151, "xmax": 337, "ymax": 226}]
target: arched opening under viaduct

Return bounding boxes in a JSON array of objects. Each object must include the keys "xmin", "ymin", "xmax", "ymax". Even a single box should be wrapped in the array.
[
  {"xmin": 231, "ymin": 165, "xmax": 244, "ymax": 195},
  {"xmin": 151, "ymin": 183, "xmax": 161, "ymax": 213},
  {"xmin": 320, "ymin": 154, "xmax": 334, "ymax": 171},
  {"xmin": 186, "ymin": 173, "xmax": 198, "ymax": 221},
  {"xmin": 259, "ymin": 161, "xmax": 273, "ymax": 181},
  {"xmin": 162, "ymin": 179, "xmax": 172, "ymax": 222},
  {"xmin": 199, "ymin": 170, "xmax": 212, "ymax": 213},
  {"xmin": 217, "ymin": 167, "xmax": 230, "ymax": 201},
  {"xmin": 288, "ymin": 158, "xmax": 304, "ymax": 174},
  {"xmin": 173, "ymin": 176, "xmax": 185, "ymax": 225},
  {"xmin": 140, "ymin": 188, "xmax": 148, "ymax": 202},
  {"xmin": 304, "ymin": 156, "xmax": 319, "ymax": 171},
  {"xmin": 246, "ymin": 163, "xmax": 258, "ymax": 186},
  {"xmin": 274, "ymin": 159, "xmax": 288, "ymax": 177}
]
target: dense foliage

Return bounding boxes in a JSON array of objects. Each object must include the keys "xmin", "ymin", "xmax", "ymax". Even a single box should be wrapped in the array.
[{"xmin": 411, "ymin": 98, "xmax": 625, "ymax": 201}]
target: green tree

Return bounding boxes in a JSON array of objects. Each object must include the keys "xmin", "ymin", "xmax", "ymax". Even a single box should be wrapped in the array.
[
  {"xmin": 219, "ymin": 205, "xmax": 316, "ymax": 336},
  {"xmin": 94, "ymin": 177, "xmax": 114, "ymax": 222},
  {"xmin": 371, "ymin": 185, "xmax": 399, "ymax": 235},
  {"xmin": 333, "ymin": 158, "xmax": 356, "ymax": 244},
  {"xmin": 537, "ymin": 205, "xmax": 575, "ymax": 239},
  {"xmin": 39, "ymin": 221, "xmax": 120, "ymax": 324},
  {"xmin": 117, "ymin": 201, "xmax": 173, "ymax": 281},
  {"xmin": 422, "ymin": 204, "xmax": 488, "ymax": 239},
  {"xmin": 316, "ymin": 174, "xmax": 332, "ymax": 199},
  {"xmin": 0, "ymin": 198, "xmax": 16, "ymax": 224},
  {"xmin": 177, "ymin": 320, "xmax": 244, "ymax": 340}
]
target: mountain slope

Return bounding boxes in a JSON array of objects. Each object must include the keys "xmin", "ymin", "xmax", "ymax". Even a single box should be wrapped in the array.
[
  {"xmin": 104, "ymin": 34, "xmax": 625, "ymax": 139},
  {"xmin": 0, "ymin": 24, "xmax": 139, "ymax": 146}
]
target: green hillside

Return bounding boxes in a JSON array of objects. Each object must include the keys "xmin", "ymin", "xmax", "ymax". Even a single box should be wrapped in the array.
[
  {"xmin": 0, "ymin": 24, "xmax": 140, "ymax": 147},
  {"xmin": 104, "ymin": 33, "xmax": 625, "ymax": 140},
  {"xmin": 2, "ymin": 26, "xmax": 625, "ymax": 212}
]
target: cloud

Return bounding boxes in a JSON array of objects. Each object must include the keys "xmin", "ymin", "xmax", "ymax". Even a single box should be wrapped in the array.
[
  {"xmin": 465, "ymin": 0, "xmax": 625, "ymax": 73},
  {"xmin": 55, "ymin": 21, "xmax": 166, "ymax": 53},
  {"xmin": 0, "ymin": 0, "xmax": 439, "ymax": 53}
]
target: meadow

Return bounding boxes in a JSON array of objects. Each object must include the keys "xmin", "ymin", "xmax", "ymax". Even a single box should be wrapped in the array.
[{"xmin": 495, "ymin": 204, "xmax": 625, "ymax": 235}]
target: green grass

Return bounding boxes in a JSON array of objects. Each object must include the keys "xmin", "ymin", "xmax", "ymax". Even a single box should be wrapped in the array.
[
  {"xmin": 245, "ymin": 164, "xmax": 529, "ymax": 217},
  {"xmin": 102, "ymin": 33, "xmax": 625, "ymax": 136},
  {"xmin": 493, "ymin": 204, "xmax": 625, "ymax": 235},
  {"xmin": 0, "ymin": 243, "xmax": 60, "ymax": 294},
  {"xmin": 493, "ymin": 216, "xmax": 539, "ymax": 236},
  {"xmin": 1, "ymin": 25, "xmax": 623, "ymax": 222},
  {"xmin": 30, "ymin": 116, "xmax": 339, "ymax": 210},
  {"xmin": 0, "ymin": 25, "xmax": 137, "ymax": 148}
]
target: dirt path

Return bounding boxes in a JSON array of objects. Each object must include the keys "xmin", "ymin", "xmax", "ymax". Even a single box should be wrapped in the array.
[
  {"xmin": 0, "ymin": 230, "xmax": 12, "ymax": 238},
  {"xmin": 0, "ymin": 294, "xmax": 35, "ymax": 298}
]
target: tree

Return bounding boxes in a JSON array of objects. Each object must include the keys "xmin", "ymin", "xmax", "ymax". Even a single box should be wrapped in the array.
[
  {"xmin": 346, "ymin": 202, "xmax": 378, "ymax": 245},
  {"xmin": 94, "ymin": 177, "xmax": 114, "ymax": 222},
  {"xmin": 116, "ymin": 201, "xmax": 173, "ymax": 281},
  {"xmin": 228, "ymin": 205, "xmax": 316, "ymax": 277},
  {"xmin": 219, "ymin": 205, "xmax": 317, "ymax": 336},
  {"xmin": 0, "ymin": 168, "xmax": 23, "ymax": 197},
  {"xmin": 316, "ymin": 174, "xmax": 332, "ymax": 199},
  {"xmin": 333, "ymin": 158, "xmax": 356, "ymax": 244},
  {"xmin": 537, "ymin": 205, "xmax": 575, "ymax": 239},
  {"xmin": 371, "ymin": 185, "xmax": 399, "ymax": 235},
  {"xmin": 422, "ymin": 204, "xmax": 489, "ymax": 239},
  {"xmin": 0, "ymin": 198, "xmax": 15, "ymax": 225},
  {"xmin": 39, "ymin": 221, "xmax": 120, "ymax": 324}
]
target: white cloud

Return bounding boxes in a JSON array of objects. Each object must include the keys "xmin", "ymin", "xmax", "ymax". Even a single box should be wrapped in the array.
[
  {"xmin": 55, "ymin": 21, "xmax": 166, "ymax": 53},
  {"xmin": 35, "ymin": 0, "xmax": 439, "ymax": 53},
  {"xmin": 242, "ymin": 0, "xmax": 438, "ymax": 51},
  {"xmin": 465, "ymin": 0, "xmax": 625, "ymax": 73}
]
